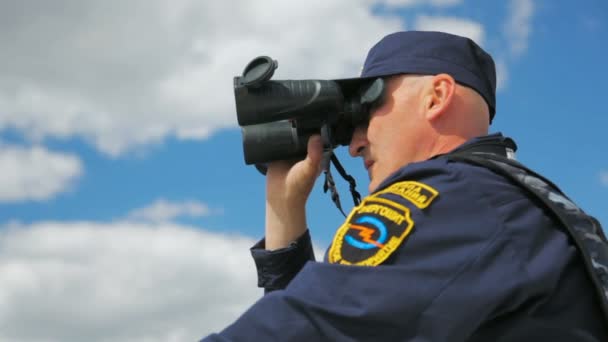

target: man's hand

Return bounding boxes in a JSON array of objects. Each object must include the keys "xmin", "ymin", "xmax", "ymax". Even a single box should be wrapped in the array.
[{"xmin": 265, "ymin": 135, "xmax": 323, "ymax": 250}]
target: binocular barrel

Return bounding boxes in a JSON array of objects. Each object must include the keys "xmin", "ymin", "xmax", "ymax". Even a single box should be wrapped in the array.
[
  {"xmin": 235, "ymin": 79, "xmax": 344, "ymax": 126},
  {"xmin": 241, "ymin": 120, "xmax": 309, "ymax": 164}
]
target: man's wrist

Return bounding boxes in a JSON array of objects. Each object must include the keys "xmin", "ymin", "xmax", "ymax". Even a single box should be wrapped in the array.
[
  {"xmin": 250, "ymin": 229, "xmax": 315, "ymax": 292},
  {"xmin": 265, "ymin": 200, "xmax": 307, "ymax": 250}
]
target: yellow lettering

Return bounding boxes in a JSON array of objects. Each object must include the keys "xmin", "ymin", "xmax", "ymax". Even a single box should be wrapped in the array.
[
  {"xmin": 358, "ymin": 204, "xmax": 405, "ymax": 225},
  {"xmin": 379, "ymin": 181, "xmax": 439, "ymax": 209}
]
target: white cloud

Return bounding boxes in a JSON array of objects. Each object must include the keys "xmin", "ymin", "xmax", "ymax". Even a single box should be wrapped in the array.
[
  {"xmin": 126, "ymin": 198, "xmax": 215, "ymax": 223},
  {"xmin": 0, "ymin": 144, "xmax": 82, "ymax": 202},
  {"xmin": 600, "ymin": 170, "xmax": 608, "ymax": 187},
  {"xmin": 0, "ymin": 220, "xmax": 261, "ymax": 342},
  {"xmin": 504, "ymin": 0, "xmax": 534, "ymax": 57},
  {"xmin": 495, "ymin": 59, "xmax": 510, "ymax": 91},
  {"xmin": 414, "ymin": 15, "xmax": 485, "ymax": 46},
  {"xmin": 0, "ymin": 0, "xmax": 402, "ymax": 156},
  {"xmin": 381, "ymin": 0, "xmax": 463, "ymax": 7}
]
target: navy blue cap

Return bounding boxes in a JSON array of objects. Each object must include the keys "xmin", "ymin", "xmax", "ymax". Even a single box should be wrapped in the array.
[{"xmin": 360, "ymin": 31, "xmax": 497, "ymax": 121}]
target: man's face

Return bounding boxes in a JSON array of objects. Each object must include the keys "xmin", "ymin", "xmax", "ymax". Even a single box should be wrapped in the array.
[{"xmin": 349, "ymin": 75, "xmax": 427, "ymax": 193}]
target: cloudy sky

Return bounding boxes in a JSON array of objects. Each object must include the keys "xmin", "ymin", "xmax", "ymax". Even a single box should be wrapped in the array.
[{"xmin": 0, "ymin": 0, "xmax": 606, "ymax": 341}]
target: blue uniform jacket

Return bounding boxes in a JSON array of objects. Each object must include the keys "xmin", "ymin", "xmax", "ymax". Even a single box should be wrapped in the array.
[{"xmin": 201, "ymin": 134, "xmax": 607, "ymax": 341}]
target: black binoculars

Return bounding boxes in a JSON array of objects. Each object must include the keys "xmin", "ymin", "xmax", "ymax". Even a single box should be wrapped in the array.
[{"xmin": 233, "ymin": 56, "xmax": 385, "ymax": 166}]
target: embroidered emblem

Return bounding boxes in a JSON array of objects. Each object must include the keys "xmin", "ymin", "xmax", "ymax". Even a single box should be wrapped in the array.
[
  {"xmin": 328, "ymin": 197, "xmax": 414, "ymax": 266},
  {"xmin": 376, "ymin": 181, "xmax": 439, "ymax": 209}
]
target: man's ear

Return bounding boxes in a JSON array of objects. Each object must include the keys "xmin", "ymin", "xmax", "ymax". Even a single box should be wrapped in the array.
[{"xmin": 425, "ymin": 73, "xmax": 455, "ymax": 120}]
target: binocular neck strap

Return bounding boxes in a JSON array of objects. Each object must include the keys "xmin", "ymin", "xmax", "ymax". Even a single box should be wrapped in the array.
[
  {"xmin": 319, "ymin": 122, "xmax": 362, "ymax": 216},
  {"xmin": 322, "ymin": 151, "xmax": 362, "ymax": 217}
]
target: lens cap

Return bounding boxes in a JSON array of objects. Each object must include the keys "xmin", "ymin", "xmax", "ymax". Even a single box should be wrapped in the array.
[{"xmin": 241, "ymin": 56, "xmax": 278, "ymax": 87}]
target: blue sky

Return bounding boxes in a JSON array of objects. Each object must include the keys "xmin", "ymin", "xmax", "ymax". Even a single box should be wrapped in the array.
[{"xmin": 0, "ymin": 0, "xmax": 606, "ymax": 341}]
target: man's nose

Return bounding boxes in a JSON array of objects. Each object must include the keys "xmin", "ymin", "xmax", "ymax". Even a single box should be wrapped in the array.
[{"xmin": 349, "ymin": 125, "xmax": 368, "ymax": 157}]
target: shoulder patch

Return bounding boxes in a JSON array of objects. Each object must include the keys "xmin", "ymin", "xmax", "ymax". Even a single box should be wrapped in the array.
[
  {"xmin": 328, "ymin": 196, "xmax": 414, "ymax": 266},
  {"xmin": 375, "ymin": 181, "xmax": 439, "ymax": 209}
]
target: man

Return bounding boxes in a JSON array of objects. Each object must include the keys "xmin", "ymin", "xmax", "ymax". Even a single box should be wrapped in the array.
[{"xmin": 202, "ymin": 31, "xmax": 608, "ymax": 341}]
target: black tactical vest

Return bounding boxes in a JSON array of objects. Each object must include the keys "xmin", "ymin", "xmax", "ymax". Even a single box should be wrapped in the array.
[{"xmin": 445, "ymin": 137, "xmax": 608, "ymax": 322}]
